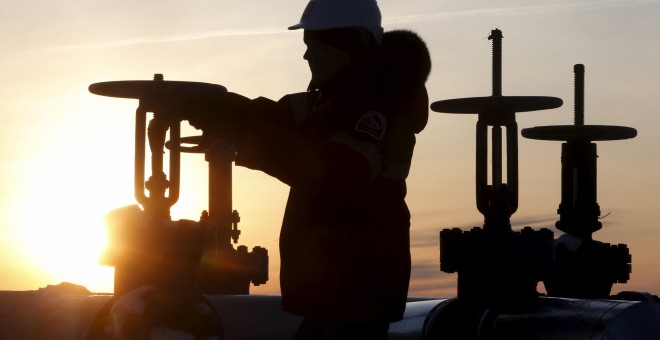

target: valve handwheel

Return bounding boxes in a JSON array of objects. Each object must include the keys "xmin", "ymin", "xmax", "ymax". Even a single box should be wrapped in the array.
[
  {"xmin": 89, "ymin": 74, "xmax": 227, "ymax": 99},
  {"xmin": 431, "ymin": 96, "xmax": 562, "ymax": 114}
]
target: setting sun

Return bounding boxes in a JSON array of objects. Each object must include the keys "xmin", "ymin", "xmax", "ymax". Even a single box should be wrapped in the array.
[{"xmin": 4, "ymin": 130, "xmax": 132, "ymax": 293}]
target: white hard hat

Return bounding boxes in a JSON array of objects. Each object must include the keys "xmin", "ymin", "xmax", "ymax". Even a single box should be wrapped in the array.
[{"xmin": 288, "ymin": 0, "xmax": 384, "ymax": 44}]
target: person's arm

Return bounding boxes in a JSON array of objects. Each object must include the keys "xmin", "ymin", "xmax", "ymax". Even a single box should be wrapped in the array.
[{"xmin": 236, "ymin": 110, "xmax": 386, "ymax": 196}]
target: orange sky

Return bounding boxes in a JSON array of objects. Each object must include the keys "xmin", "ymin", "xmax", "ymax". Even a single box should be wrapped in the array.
[{"xmin": 1, "ymin": 1, "xmax": 660, "ymax": 298}]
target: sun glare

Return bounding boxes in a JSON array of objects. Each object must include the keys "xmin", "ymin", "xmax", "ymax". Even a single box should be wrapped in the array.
[
  {"xmin": 13, "ymin": 205, "xmax": 115, "ymax": 293},
  {"xmin": 7, "ymin": 136, "xmax": 133, "ymax": 293}
]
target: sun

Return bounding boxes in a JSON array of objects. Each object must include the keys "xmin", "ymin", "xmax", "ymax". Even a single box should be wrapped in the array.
[
  {"xmin": 7, "ymin": 136, "xmax": 135, "ymax": 293},
  {"xmin": 12, "ymin": 201, "xmax": 115, "ymax": 293}
]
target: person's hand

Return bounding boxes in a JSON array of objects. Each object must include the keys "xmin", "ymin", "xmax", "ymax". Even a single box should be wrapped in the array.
[
  {"xmin": 180, "ymin": 92, "xmax": 251, "ymax": 143},
  {"xmin": 181, "ymin": 96, "xmax": 221, "ymax": 130}
]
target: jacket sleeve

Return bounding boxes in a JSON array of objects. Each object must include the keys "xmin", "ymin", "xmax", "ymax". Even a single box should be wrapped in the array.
[{"xmin": 235, "ymin": 100, "xmax": 382, "ymax": 194}]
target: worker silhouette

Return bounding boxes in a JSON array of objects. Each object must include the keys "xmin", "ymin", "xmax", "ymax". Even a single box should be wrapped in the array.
[{"xmin": 182, "ymin": 0, "xmax": 431, "ymax": 338}]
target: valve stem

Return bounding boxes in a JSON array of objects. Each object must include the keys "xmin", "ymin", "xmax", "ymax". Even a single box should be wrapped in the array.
[
  {"xmin": 489, "ymin": 29, "xmax": 503, "ymax": 97},
  {"xmin": 574, "ymin": 64, "xmax": 585, "ymax": 126}
]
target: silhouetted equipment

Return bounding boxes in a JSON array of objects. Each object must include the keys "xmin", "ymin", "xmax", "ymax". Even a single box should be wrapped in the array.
[
  {"xmin": 90, "ymin": 74, "xmax": 267, "ymax": 296},
  {"xmin": 522, "ymin": 64, "xmax": 636, "ymax": 299},
  {"xmin": 428, "ymin": 29, "xmax": 658, "ymax": 340},
  {"xmin": 431, "ymin": 29, "xmax": 560, "ymax": 308},
  {"xmin": 169, "ymin": 136, "xmax": 268, "ymax": 294},
  {"xmin": 87, "ymin": 74, "xmax": 268, "ymax": 338}
]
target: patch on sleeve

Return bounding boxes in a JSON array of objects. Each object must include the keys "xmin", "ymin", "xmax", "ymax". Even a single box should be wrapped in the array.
[{"xmin": 354, "ymin": 111, "xmax": 387, "ymax": 140}]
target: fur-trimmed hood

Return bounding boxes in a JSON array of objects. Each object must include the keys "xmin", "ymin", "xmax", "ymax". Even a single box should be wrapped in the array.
[
  {"xmin": 376, "ymin": 29, "xmax": 431, "ymax": 133},
  {"xmin": 380, "ymin": 30, "xmax": 432, "ymax": 92},
  {"xmin": 313, "ymin": 29, "xmax": 432, "ymax": 133}
]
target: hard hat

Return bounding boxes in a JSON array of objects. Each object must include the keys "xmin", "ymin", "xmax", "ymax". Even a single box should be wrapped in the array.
[{"xmin": 288, "ymin": 0, "xmax": 384, "ymax": 44}]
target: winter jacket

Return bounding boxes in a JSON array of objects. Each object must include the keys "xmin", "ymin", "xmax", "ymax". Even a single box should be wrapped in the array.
[{"xmin": 233, "ymin": 30, "xmax": 431, "ymax": 323}]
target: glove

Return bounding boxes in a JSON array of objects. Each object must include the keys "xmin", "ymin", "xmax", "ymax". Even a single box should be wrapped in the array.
[{"xmin": 180, "ymin": 92, "xmax": 252, "ymax": 144}]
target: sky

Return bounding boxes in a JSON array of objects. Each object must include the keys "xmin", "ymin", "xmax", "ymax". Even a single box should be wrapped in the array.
[{"xmin": 1, "ymin": 0, "xmax": 659, "ymax": 298}]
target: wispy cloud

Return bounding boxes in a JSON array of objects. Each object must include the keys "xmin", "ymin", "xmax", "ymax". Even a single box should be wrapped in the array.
[
  {"xmin": 511, "ymin": 214, "xmax": 558, "ymax": 228},
  {"xmin": 409, "ymin": 260, "xmax": 456, "ymax": 296},
  {"xmin": 38, "ymin": 26, "xmax": 287, "ymax": 52},
  {"xmin": 384, "ymin": 0, "xmax": 660, "ymax": 25},
  {"xmin": 37, "ymin": 0, "xmax": 659, "ymax": 52}
]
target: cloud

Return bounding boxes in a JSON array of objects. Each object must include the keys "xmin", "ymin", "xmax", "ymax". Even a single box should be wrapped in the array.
[
  {"xmin": 37, "ymin": 26, "xmax": 288, "ymax": 52},
  {"xmin": 411, "ymin": 230, "xmax": 439, "ymax": 249},
  {"xmin": 409, "ymin": 260, "xmax": 457, "ymax": 296},
  {"xmin": 511, "ymin": 214, "xmax": 558, "ymax": 228},
  {"xmin": 37, "ymin": 0, "xmax": 659, "ymax": 53},
  {"xmin": 384, "ymin": 0, "xmax": 660, "ymax": 25},
  {"xmin": 411, "ymin": 213, "xmax": 559, "ymax": 248}
]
